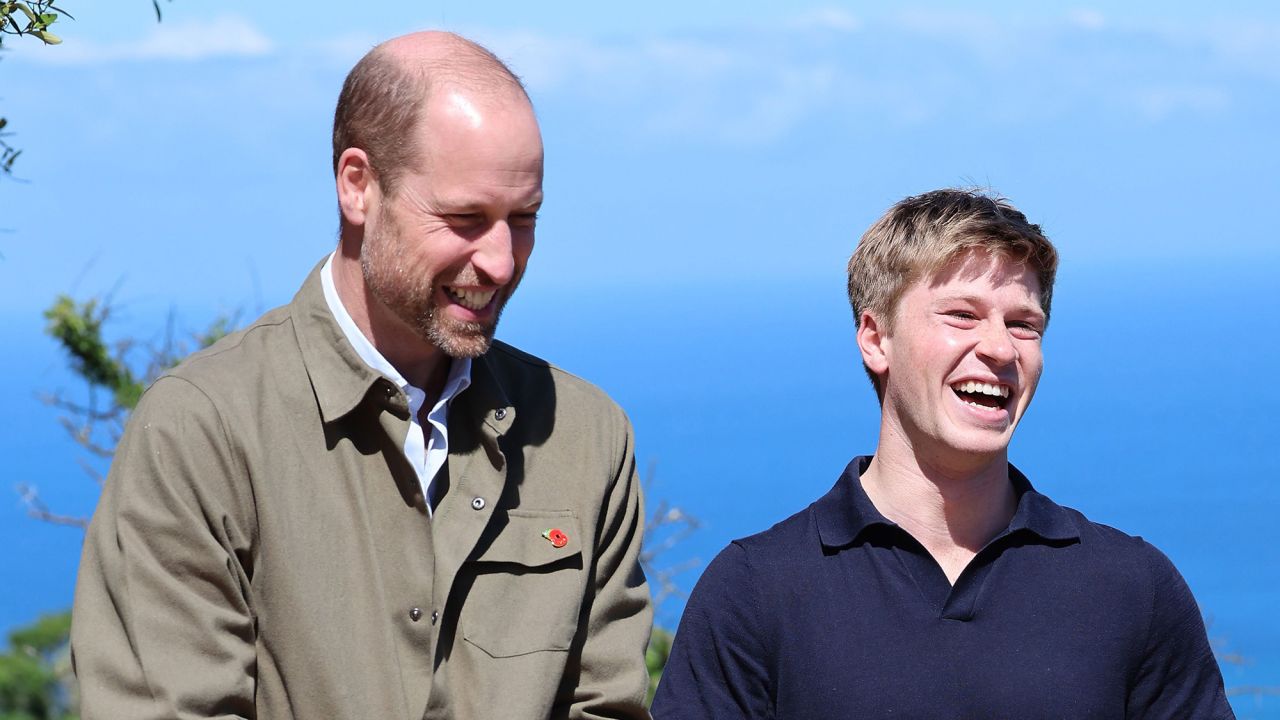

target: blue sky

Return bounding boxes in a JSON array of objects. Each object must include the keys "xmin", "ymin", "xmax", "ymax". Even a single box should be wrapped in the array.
[
  {"xmin": 3, "ymin": 0, "xmax": 1278, "ymax": 311},
  {"xmin": 3, "ymin": 1, "xmax": 1279, "ymax": 711}
]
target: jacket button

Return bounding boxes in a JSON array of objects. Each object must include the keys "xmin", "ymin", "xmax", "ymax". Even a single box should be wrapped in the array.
[
  {"xmin": 409, "ymin": 607, "xmax": 423, "ymax": 622},
  {"xmin": 494, "ymin": 408, "xmax": 507, "ymax": 420},
  {"xmin": 430, "ymin": 610, "xmax": 439, "ymax": 625},
  {"xmin": 471, "ymin": 497, "xmax": 486, "ymax": 511}
]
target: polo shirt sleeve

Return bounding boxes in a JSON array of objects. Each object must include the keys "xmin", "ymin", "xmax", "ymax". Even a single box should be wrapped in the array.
[
  {"xmin": 651, "ymin": 542, "xmax": 773, "ymax": 720},
  {"xmin": 1126, "ymin": 542, "xmax": 1236, "ymax": 720},
  {"xmin": 71, "ymin": 376, "xmax": 258, "ymax": 720}
]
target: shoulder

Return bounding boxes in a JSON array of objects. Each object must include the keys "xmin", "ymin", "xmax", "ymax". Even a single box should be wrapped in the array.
[
  {"xmin": 675, "ymin": 504, "xmax": 821, "ymax": 663},
  {"xmin": 162, "ymin": 305, "xmax": 296, "ymax": 393},
  {"xmin": 731, "ymin": 502, "xmax": 820, "ymax": 568},
  {"xmin": 683, "ymin": 501, "xmax": 821, "ymax": 619},
  {"xmin": 1057, "ymin": 503, "xmax": 1172, "ymax": 568},
  {"xmin": 485, "ymin": 340, "xmax": 629, "ymax": 425},
  {"xmin": 1039, "ymin": 499, "xmax": 1192, "ymax": 607}
]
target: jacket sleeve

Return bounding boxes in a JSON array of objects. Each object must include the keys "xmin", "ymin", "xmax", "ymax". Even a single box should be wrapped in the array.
[
  {"xmin": 1126, "ymin": 542, "xmax": 1236, "ymax": 720},
  {"xmin": 650, "ymin": 543, "xmax": 773, "ymax": 720},
  {"xmin": 72, "ymin": 376, "xmax": 258, "ymax": 720},
  {"xmin": 564, "ymin": 407, "xmax": 654, "ymax": 720}
]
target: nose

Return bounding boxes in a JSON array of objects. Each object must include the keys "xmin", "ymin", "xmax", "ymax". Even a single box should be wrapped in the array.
[
  {"xmin": 471, "ymin": 222, "xmax": 516, "ymax": 286},
  {"xmin": 975, "ymin": 321, "xmax": 1017, "ymax": 366}
]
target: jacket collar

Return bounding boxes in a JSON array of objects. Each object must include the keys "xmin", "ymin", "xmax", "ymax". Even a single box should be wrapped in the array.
[
  {"xmin": 292, "ymin": 258, "xmax": 516, "ymax": 433},
  {"xmin": 815, "ymin": 455, "xmax": 1080, "ymax": 550},
  {"xmin": 291, "ymin": 259, "xmax": 386, "ymax": 424}
]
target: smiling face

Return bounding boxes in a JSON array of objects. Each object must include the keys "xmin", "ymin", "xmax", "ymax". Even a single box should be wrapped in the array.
[
  {"xmin": 860, "ymin": 249, "xmax": 1046, "ymax": 469},
  {"xmin": 359, "ymin": 87, "xmax": 544, "ymax": 359}
]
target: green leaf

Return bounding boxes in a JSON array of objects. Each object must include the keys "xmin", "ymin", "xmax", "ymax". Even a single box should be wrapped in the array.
[
  {"xmin": 13, "ymin": 2, "xmax": 37, "ymax": 23},
  {"xmin": 645, "ymin": 627, "xmax": 674, "ymax": 707},
  {"xmin": 8, "ymin": 613, "xmax": 71, "ymax": 657},
  {"xmin": 43, "ymin": 295, "xmax": 138, "ymax": 400},
  {"xmin": 46, "ymin": 3, "xmax": 74, "ymax": 20}
]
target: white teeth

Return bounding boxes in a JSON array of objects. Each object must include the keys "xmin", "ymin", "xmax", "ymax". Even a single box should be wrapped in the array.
[
  {"xmin": 448, "ymin": 287, "xmax": 496, "ymax": 310},
  {"xmin": 952, "ymin": 381, "xmax": 1010, "ymax": 398}
]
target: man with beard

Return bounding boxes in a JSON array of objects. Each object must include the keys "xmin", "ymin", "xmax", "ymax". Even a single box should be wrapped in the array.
[
  {"xmin": 72, "ymin": 31, "xmax": 652, "ymax": 720},
  {"xmin": 650, "ymin": 189, "xmax": 1232, "ymax": 719}
]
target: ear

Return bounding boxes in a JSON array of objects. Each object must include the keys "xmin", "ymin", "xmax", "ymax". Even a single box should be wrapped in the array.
[
  {"xmin": 336, "ymin": 147, "xmax": 377, "ymax": 227},
  {"xmin": 856, "ymin": 310, "xmax": 890, "ymax": 379}
]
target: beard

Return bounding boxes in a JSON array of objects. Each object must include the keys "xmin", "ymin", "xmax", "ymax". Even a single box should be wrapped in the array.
[{"xmin": 360, "ymin": 208, "xmax": 509, "ymax": 359}]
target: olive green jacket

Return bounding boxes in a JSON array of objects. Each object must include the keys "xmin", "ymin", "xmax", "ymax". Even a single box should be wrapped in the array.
[{"xmin": 71, "ymin": 263, "xmax": 653, "ymax": 720}]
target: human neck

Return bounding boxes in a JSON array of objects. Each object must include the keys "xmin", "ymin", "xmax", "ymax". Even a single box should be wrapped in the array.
[
  {"xmin": 331, "ymin": 246, "xmax": 449, "ymax": 396},
  {"xmin": 860, "ymin": 436, "xmax": 1017, "ymax": 584}
]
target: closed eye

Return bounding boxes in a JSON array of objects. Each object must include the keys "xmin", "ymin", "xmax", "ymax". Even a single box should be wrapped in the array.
[
  {"xmin": 510, "ymin": 212, "xmax": 539, "ymax": 230},
  {"xmin": 1009, "ymin": 321, "xmax": 1043, "ymax": 339},
  {"xmin": 444, "ymin": 213, "xmax": 484, "ymax": 225},
  {"xmin": 943, "ymin": 310, "xmax": 979, "ymax": 324}
]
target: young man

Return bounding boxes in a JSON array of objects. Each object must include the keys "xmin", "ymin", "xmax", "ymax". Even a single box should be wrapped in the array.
[{"xmin": 651, "ymin": 189, "xmax": 1233, "ymax": 719}]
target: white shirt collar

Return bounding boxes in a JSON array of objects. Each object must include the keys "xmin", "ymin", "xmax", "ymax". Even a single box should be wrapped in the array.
[{"xmin": 320, "ymin": 252, "xmax": 472, "ymax": 409}]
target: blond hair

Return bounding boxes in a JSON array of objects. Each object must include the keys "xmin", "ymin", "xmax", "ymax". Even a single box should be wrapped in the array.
[{"xmin": 847, "ymin": 188, "xmax": 1059, "ymax": 394}]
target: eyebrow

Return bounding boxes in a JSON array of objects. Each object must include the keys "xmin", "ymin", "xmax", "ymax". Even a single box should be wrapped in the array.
[
  {"xmin": 429, "ymin": 194, "xmax": 544, "ymax": 213},
  {"xmin": 933, "ymin": 294, "xmax": 1046, "ymax": 318}
]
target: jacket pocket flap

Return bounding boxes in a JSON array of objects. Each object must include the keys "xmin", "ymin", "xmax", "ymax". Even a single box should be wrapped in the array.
[{"xmin": 473, "ymin": 510, "xmax": 582, "ymax": 568}]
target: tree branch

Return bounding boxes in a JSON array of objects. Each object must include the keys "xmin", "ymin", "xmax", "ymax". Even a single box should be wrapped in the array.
[{"xmin": 16, "ymin": 483, "xmax": 89, "ymax": 529}]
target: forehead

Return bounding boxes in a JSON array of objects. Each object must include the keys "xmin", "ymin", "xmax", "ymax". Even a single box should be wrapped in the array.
[
  {"xmin": 415, "ymin": 91, "xmax": 541, "ymax": 170},
  {"xmin": 909, "ymin": 250, "xmax": 1044, "ymax": 310}
]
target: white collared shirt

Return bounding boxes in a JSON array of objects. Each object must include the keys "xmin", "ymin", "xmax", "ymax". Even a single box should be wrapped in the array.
[{"xmin": 321, "ymin": 253, "xmax": 471, "ymax": 514}]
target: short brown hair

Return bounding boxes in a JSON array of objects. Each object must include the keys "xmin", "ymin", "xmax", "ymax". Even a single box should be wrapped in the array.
[
  {"xmin": 847, "ymin": 188, "xmax": 1059, "ymax": 393},
  {"xmin": 331, "ymin": 36, "xmax": 528, "ymax": 196}
]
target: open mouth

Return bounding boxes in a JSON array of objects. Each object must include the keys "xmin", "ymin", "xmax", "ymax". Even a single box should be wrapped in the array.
[
  {"xmin": 951, "ymin": 380, "xmax": 1010, "ymax": 411},
  {"xmin": 444, "ymin": 286, "xmax": 497, "ymax": 311}
]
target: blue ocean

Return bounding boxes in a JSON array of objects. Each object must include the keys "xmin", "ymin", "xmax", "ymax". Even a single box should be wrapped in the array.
[{"xmin": 4, "ymin": 258, "xmax": 1277, "ymax": 717}]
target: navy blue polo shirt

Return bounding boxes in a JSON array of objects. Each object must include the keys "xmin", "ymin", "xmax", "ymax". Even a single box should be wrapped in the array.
[{"xmin": 651, "ymin": 457, "xmax": 1233, "ymax": 719}]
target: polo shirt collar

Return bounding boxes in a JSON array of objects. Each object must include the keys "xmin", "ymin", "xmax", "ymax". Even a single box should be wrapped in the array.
[
  {"xmin": 816, "ymin": 456, "xmax": 1080, "ymax": 550},
  {"xmin": 1005, "ymin": 464, "xmax": 1080, "ymax": 541},
  {"xmin": 815, "ymin": 456, "xmax": 892, "ymax": 549}
]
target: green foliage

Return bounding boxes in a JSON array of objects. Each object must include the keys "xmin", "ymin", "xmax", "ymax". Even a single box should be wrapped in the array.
[
  {"xmin": 0, "ymin": 117, "xmax": 19, "ymax": 177},
  {"xmin": 0, "ymin": 1, "xmax": 67, "ymax": 46},
  {"xmin": 0, "ymin": 0, "xmax": 71, "ymax": 178},
  {"xmin": 645, "ymin": 627, "xmax": 673, "ymax": 707},
  {"xmin": 43, "ymin": 296, "xmax": 144, "ymax": 411},
  {"xmin": 0, "ymin": 612, "xmax": 76, "ymax": 720},
  {"xmin": 22, "ymin": 293, "xmax": 236, "ymax": 530}
]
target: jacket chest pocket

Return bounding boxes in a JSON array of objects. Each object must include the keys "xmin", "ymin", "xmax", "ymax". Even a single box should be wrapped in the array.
[{"xmin": 460, "ymin": 510, "xmax": 585, "ymax": 658}]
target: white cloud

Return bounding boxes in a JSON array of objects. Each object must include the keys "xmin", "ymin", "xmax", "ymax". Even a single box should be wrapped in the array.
[
  {"xmin": 477, "ymin": 26, "xmax": 841, "ymax": 144},
  {"xmin": 1134, "ymin": 85, "xmax": 1230, "ymax": 121},
  {"xmin": 307, "ymin": 32, "xmax": 381, "ymax": 66},
  {"xmin": 24, "ymin": 8, "xmax": 1266, "ymax": 145},
  {"xmin": 1067, "ymin": 8, "xmax": 1107, "ymax": 31},
  {"xmin": 469, "ymin": 9, "xmax": 1280, "ymax": 144},
  {"xmin": 787, "ymin": 7, "xmax": 862, "ymax": 33},
  {"xmin": 21, "ymin": 15, "xmax": 273, "ymax": 64}
]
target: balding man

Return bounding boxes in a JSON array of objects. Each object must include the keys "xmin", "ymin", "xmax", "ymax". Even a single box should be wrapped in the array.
[{"xmin": 72, "ymin": 32, "xmax": 653, "ymax": 720}]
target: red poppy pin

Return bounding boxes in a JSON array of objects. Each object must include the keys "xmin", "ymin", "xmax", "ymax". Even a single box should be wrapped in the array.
[{"xmin": 542, "ymin": 528, "xmax": 569, "ymax": 548}]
